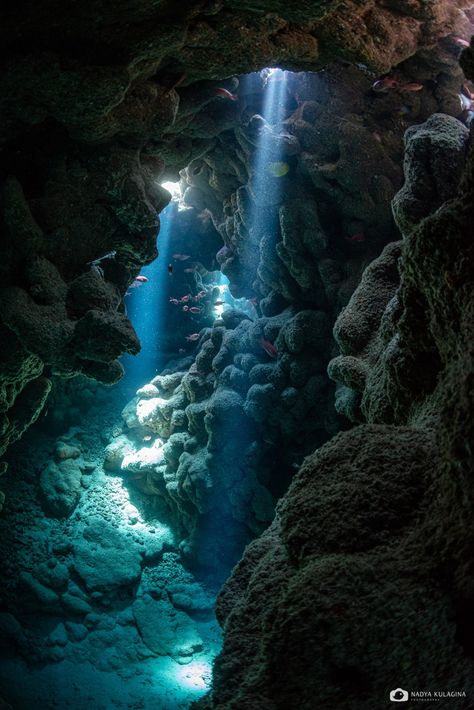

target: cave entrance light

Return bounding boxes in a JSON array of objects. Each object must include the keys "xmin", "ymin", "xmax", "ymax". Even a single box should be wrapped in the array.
[{"xmin": 120, "ymin": 183, "xmax": 181, "ymax": 389}]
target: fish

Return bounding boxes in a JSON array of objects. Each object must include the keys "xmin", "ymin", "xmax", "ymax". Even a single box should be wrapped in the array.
[
  {"xmin": 213, "ymin": 300, "xmax": 225, "ymax": 306},
  {"xmin": 268, "ymin": 161, "xmax": 289, "ymax": 177},
  {"xmin": 189, "ymin": 306, "xmax": 201, "ymax": 314},
  {"xmin": 172, "ymin": 253, "xmax": 191, "ymax": 261},
  {"xmin": 372, "ymin": 76, "xmax": 399, "ymax": 93},
  {"xmin": 182, "ymin": 305, "xmax": 189, "ymax": 312},
  {"xmin": 180, "ymin": 295, "xmax": 191, "ymax": 303},
  {"xmin": 399, "ymin": 82, "xmax": 424, "ymax": 93},
  {"xmin": 259, "ymin": 337, "xmax": 278, "ymax": 358},
  {"xmin": 453, "ymin": 36, "xmax": 470, "ymax": 48},
  {"xmin": 186, "ymin": 333, "xmax": 200, "ymax": 342},
  {"xmin": 184, "ymin": 267, "xmax": 197, "ymax": 273},
  {"xmin": 169, "ymin": 297, "xmax": 179, "ymax": 304},
  {"xmin": 214, "ymin": 87, "xmax": 238, "ymax": 101},
  {"xmin": 178, "ymin": 348, "xmax": 186, "ymax": 355},
  {"xmin": 134, "ymin": 275, "xmax": 148, "ymax": 283},
  {"xmin": 195, "ymin": 290, "xmax": 207, "ymax": 300},
  {"xmin": 143, "ymin": 435, "xmax": 152, "ymax": 442},
  {"xmin": 345, "ymin": 232, "xmax": 366, "ymax": 243},
  {"xmin": 463, "ymin": 84, "xmax": 474, "ymax": 101},
  {"xmin": 168, "ymin": 264, "xmax": 174, "ymax": 274}
]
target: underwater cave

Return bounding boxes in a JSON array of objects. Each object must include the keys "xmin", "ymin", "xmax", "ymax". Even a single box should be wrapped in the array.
[{"xmin": 0, "ymin": 1, "xmax": 474, "ymax": 708}]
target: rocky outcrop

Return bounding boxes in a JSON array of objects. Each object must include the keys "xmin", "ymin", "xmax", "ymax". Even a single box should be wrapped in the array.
[
  {"xmin": 197, "ymin": 55, "xmax": 474, "ymax": 710},
  {"xmin": 0, "ymin": 0, "xmax": 470, "ymax": 476},
  {"xmin": 328, "ymin": 112, "xmax": 471, "ymax": 424},
  {"xmin": 205, "ymin": 427, "xmax": 474, "ymax": 710}
]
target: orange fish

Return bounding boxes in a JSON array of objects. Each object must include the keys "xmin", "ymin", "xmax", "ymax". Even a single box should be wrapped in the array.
[
  {"xmin": 214, "ymin": 87, "xmax": 238, "ymax": 101},
  {"xmin": 180, "ymin": 295, "xmax": 191, "ymax": 303},
  {"xmin": 189, "ymin": 306, "xmax": 201, "ymax": 314},
  {"xmin": 453, "ymin": 36, "xmax": 470, "ymax": 48},
  {"xmin": 399, "ymin": 82, "xmax": 423, "ymax": 93},
  {"xmin": 259, "ymin": 337, "xmax": 277, "ymax": 358},
  {"xmin": 372, "ymin": 76, "xmax": 398, "ymax": 93},
  {"xmin": 186, "ymin": 333, "xmax": 200, "ymax": 342},
  {"xmin": 462, "ymin": 84, "xmax": 474, "ymax": 101},
  {"xmin": 345, "ymin": 232, "xmax": 365, "ymax": 243}
]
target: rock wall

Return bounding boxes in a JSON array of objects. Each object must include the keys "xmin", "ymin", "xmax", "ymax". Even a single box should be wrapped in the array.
[
  {"xmin": 0, "ymin": 0, "xmax": 470, "ymax": 460},
  {"xmin": 198, "ymin": 51, "xmax": 474, "ymax": 710},
  {"xmin": 106, "ymin": 47, "xmax": 472, "ymax": 577}
]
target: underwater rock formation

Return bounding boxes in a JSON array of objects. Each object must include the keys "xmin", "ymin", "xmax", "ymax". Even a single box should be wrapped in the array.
[
  {"xmin": 197, "ymin": 55, "xmax": 474, "ymax": 710},
  {"xmin": 105, "ymin": 301, "xmax": 337, "ymax": 577},
  {"xmin": 0, "ymin": 1, "xmax": 474, "ymax": 708},
  {"xmin": 0, "ymin": 0, "xmax": 470, "ymax": 480}
]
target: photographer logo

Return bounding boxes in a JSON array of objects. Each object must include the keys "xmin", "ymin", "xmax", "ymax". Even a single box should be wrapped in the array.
[{"xmin": 390, "ymin": 688, "xmax": 409, "ymax": 702}]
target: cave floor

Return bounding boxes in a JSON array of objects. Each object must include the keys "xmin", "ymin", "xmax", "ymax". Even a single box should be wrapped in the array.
[{"xmin": 0, "ymin": 398, "xmax": 221, "ymax": 709}]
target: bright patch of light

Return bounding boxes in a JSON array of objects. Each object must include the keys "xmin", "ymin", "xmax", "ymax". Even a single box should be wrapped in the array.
[
  {"xmin": 161, "ymin": 181, "xmax": 181, "ymax": 201},
  {"xmin": 217, "ymin": 284, "xmax": 228, "ymax": 294},
  {"xmin": 174, "ymin": 660, "xmax": 213, "ymax": 691},
  {"xmin": 213, "ymin": 304, "xmax": 225, "ymax": 317}
]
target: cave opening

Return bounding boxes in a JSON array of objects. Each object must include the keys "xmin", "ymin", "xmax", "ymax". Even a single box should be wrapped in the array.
[{"xmin": 1, "ymin": 3, "xmax": 474, "ymax": 709}]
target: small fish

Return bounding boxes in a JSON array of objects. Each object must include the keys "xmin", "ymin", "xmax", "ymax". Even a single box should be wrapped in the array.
[
  {"xmin": 184, "ymin": 267, "xmax": 197, "ymax": 273},
  {"xmin": 178, "ymin": 348, "xmax": 186, "ymax": 355},
  {"xmin": 180, "ymin": 294, "xmax": 191, "ymax": 303},
  {"xmin": 169, "ymin": 297, "xmax": 179, "ymax": 304},
  {"xmin": 143, "ymin": 435, "xmax": 152, "ymax": 442},
  {"xmin": 134, "ymin": 275, "xmax": 148, "ymax": 283},
  {"xmin": 345, "ymin": 232, "xmax": 366, "ymax": 243},
  {"xmin": 168, "ymin": 264, "xmax": 174, "ymax": 274},
  {"xmin": 189, "ymin": 306, "xmax": 201, "ymax": 314},
  {"xmin": 214, "ymin": 87, "xmax": 238, "ymax": 101},
  {"xmin": 268, "ymin": 161, "xmax": 289, "ymax": 177},
  {"xmin": 172, "ymin": 253, "xmax": 191, "ymax": 261},
  {"xmin": 399, "ymin": 82, "xmax": 423, "ymax": 93},
  {"xmin": 214, "ymin": 300, "xmax": 225, "ymax": 306},
  {"xmin": 186, "ymin": 333, "xmax": 200, "ymax": 342},
  {"xmin": 259, "ymin": 337, "xmax": 278, "ymax": 358},
  {"xmin": 372, "ymin": 76, "xmax": 399, "ymax": 93},
  {"xmin": 453, "ymin": 36, "xmax": 470, "ymax": 48},
  {"xmin": 182, "ymin": 305, "xmax": 189, "ymax": 312},
  {"xmin": 462, "ymin": 84, "xmax": 474, "ymax": 101}
]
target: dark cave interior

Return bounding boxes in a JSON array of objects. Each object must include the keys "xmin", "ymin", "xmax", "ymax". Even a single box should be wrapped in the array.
[{"xmin": 0, "ymin": 1, "xmax": 474, "ymax": 708}]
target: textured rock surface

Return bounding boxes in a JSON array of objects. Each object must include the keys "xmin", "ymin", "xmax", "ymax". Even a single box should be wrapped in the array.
[
  {"xmin": 197, "ymin": 49, "xmax": 474, "ymax": 710},
  {"xmin": 0, "ymin": 0, "xmax": 470, "ymax": 469}
]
